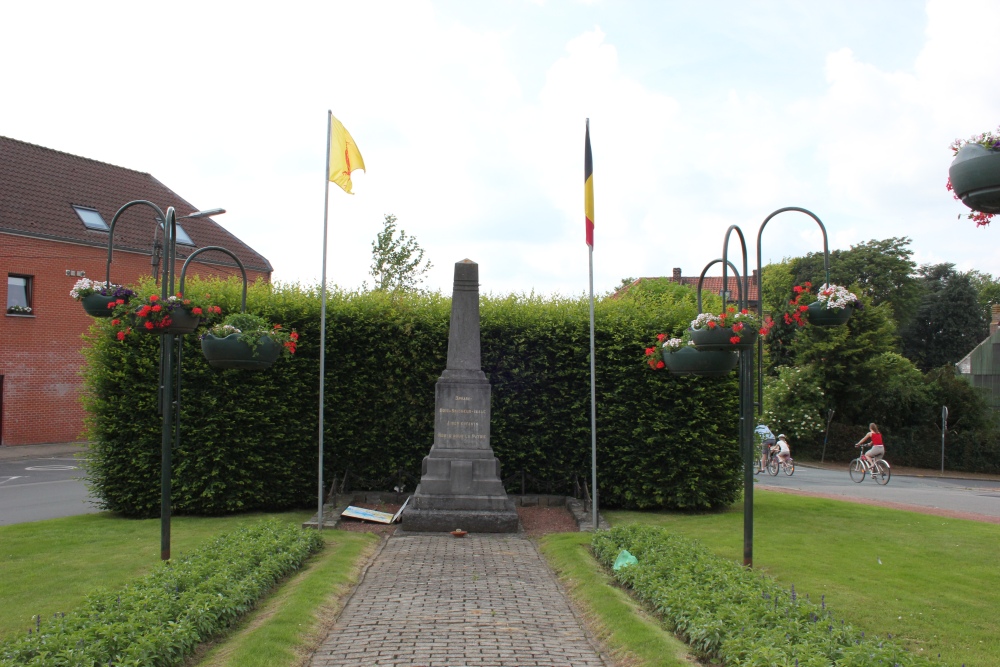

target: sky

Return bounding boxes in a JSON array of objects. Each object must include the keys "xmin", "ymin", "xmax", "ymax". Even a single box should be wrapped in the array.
[{"xmin": 4, "ymin": 0, "xmax": 1000, "ymax": 297}]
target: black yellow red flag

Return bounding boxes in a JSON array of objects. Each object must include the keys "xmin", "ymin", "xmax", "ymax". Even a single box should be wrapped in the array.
[{"xmin": 584, "ymin": 120, "xmax": 594, "ymax": 247}]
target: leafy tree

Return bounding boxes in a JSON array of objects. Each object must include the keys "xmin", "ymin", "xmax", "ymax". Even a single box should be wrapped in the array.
[
  {"xmin": 788, "ymin": 294, "xmax": 899, "ymax": 424},
  {"xmin": 789, "ymin": 237, "xmax": 921, "ymax": 327},
  {"xmin": 368, "ymin": 214, "xmax": 433, "ymax": 291},
  {"xmin": 900, "ymin": 264, "xmax": 986, "ymax": 371},
  {"xmin": 967, "ymin": 269, "xmax": 1000, "ymax": 327}
]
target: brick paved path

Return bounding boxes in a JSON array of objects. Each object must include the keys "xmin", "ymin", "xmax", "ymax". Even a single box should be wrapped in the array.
[{"xmin": 309, "ymin": 533, "xmax": 608, "ymax": 667}]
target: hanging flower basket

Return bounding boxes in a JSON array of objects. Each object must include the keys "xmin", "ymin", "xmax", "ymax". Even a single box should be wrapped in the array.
[
  {"xmin": 662, "ymin": 346, "xmax": 738, "ymax": 377},
  {"xmin": 948, "ymin": 143, "xmax": 1000, "ymax": 214},
  {"xmin": 806, "ymin": 300, "xmax": 852, "ymax": 326},
  {"xmin": 201, "ymin": 333, "xmax": 282, "ymax": 370},
  {"xmin": 81, "ymin": 293, "xmax": 120, "ymax": 317},
  {"xmin": 135, "ymin": 307, "xmax": 201, "ymax": 335},
  {"xmin": 689, "ymin": 326, "xmax": 758, "ymax": 351}
]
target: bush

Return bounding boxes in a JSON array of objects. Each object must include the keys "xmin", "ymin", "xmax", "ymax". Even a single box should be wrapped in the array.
[
  {"xmin": 592, "ymin": 525, "xmax": 939, "ymax": 666},
  {"xmin": 0, "ymin": 520, "xmax": 323, "ymax": 667},
  {"xmin": 83, "ymin": 278, "xmax": 743, "ymax": 514}
]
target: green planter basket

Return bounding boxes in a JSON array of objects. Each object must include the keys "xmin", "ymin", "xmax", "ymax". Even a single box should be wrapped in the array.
[
  {"xmin": 81, "ymin": 293, "xmax": 120, "ymax": 318},
  {"xmin": 806, "ymin": 300, "xmax": 852, "ymax": 326},
  {"xmin": 136, "ymin": 307, "xmax": 201, "ymax": 335},
  {"xmin": 949, "ymin": 143, "xmax": 1000, "ymax": 214},
  {"xmin": 201, "ymin": 333, "xmax": 281, "ymax": 370},
  {"xmin": 662, "ymin": 346, "xmax": 738, "ymax": 377},
  {"xmin": 689, "ymin": 326, "xmax": 757, "ymax": 351}
]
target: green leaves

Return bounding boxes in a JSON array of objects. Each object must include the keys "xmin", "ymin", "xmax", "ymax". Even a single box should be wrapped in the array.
[
  {"xmin": 0, "ymin": 520, "xmax": 322, "ymax": 667},
  {"xmin": 593, "ymin": 525, "xmax": 938, "ymax": 666},
  {"xmin": 84, "ymin": 278, "xmax": 742, "ymax": 514}
]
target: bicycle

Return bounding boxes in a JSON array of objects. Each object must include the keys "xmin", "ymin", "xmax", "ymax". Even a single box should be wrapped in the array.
[
  {"xmin": 766, "ymin": 450, "xmax": 795, "ymax": 476},
  {"xmin": 849, "ymin": 445, "xmax": 891, "ymax": 485}
]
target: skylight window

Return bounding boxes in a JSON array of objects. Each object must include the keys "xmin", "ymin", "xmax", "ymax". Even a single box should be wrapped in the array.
[
  {"xmin": 157, "ymin": 220, "xmax": 195, "ymax": 246},
  {"xmin": 73, "ymin": 206, "xmax": 109, "ymax": 231}
]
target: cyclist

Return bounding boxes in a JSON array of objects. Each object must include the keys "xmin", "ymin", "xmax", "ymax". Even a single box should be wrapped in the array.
[
  {"xmin": 855, "ymin": 423, "xmax": 884, "ymax": 463},
  {"xmin": 755, "ymin": 424, "xmax": 776, "ymax": 473},
  {"xmin": 771, "ymin": 434, "xmax": 791, "ymax": 464}
]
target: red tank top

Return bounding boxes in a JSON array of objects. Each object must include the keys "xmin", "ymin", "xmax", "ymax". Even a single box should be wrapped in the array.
[{"xmin": 871, "ymin": 432, "xmax": 883, "ymax": 446}]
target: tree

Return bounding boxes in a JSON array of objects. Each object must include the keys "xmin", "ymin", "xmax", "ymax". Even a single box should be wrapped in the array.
[
  {"xmin": 368, "ymin": 214, "xmax": 433, "ymax": 291},
  {"xmin": 789, "ymin": 237, "xmax": 921, "ymax": 327},
  {"xmin": 967, "ymin": 269, "xmax": 1000, "ymax": 327},
  {"xmin": 900, "ymin": 264, "xmax": 987, "ymax": 371}
]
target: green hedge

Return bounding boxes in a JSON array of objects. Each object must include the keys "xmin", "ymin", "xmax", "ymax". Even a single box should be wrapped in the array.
[
  {"xmin": 83, "ymin": 278, "xmax": 741, "ymax": 515},
  {"xmin": 0, "ymin": 520, "xmax": 322, "ymax": 667}
]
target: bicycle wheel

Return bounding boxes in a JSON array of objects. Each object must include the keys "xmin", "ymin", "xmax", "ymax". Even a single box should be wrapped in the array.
[
  {"xmin": 783, "ymin": 459, "xmax": 795, "ymax": 476},
  {"xmin": 873, "ymin": 460, "xmax": 891, "ymax": 485},
  {"xmin": 767, "ymin": 456, "xmax": 779, "ymax": 475},
  {"xmin": 849, "ymin": 458, "xmax": 866, "ymax": 483}
]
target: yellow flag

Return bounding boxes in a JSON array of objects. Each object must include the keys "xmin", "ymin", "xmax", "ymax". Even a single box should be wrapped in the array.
[{"xmin": 328, "ymin": 114, "xmax": 366, "ymax": 194}]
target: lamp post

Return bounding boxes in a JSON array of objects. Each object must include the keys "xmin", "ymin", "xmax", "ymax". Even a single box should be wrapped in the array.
[
  {"xmin": 700, "ymin": 207, "xmax": 837, "ymax": 568},
  {"xmin": 106, "ymin": 202, "xmax": 225, "ymax": 560}
]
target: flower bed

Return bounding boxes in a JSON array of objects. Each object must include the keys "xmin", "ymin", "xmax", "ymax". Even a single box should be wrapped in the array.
[
  {"xmin": 0, "ymin": 520, "xmax": 323, "ymax": 667},
  {"xmin": 592, "ymin": 525, "xmax": 937, "ymax": 666}
]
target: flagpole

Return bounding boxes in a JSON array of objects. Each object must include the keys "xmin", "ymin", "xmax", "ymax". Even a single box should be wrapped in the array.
[
  {"xmin": 318, "ymin": 110, "xmax": 333, "ymax": 529},
  {"xmin": 588, "ymin": 244, "xmax": 598, "ymax": 530},
  {"xmin": 584, "ymin": 118, "xmax": 598, "ymax": 531}
]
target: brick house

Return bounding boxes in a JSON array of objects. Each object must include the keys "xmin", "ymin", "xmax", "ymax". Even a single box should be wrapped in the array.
[
  {"xmin": 0, "ymin": 136, "xmax": 272, "ymax": 446},
  {"xmin": 614, "ymin": 267, "xmax": 761, "ymax": 310}
]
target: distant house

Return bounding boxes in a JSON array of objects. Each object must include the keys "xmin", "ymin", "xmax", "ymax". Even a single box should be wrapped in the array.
[
  {"xmin": 613, "ymin": 267, "xmax": 761, "ymax": 311},
  {"xmin": 0, "ymin": 136, "xmax": 272, "ymax": 446},
  {"xmin": 956, "ymin": 304, "xmax": 1000, "ymax": 410}
]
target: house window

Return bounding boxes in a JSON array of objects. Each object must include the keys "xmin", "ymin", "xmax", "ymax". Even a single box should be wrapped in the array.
[
  {"xmin": 157, "ymin": 219, "xmax": 195, "ymax": 246},
  {"xmin": 73, "ymin": 206, "xmax": 110, "ymax": 231},
  {"xmin": 7, "ymin": 275, "xmax": 33, "ymax": 315}
]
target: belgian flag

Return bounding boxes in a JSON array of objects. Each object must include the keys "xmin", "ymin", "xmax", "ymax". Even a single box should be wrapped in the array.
[{"xmin": 584, "ymin": 119, "xmax": 594, "ymax": 248}]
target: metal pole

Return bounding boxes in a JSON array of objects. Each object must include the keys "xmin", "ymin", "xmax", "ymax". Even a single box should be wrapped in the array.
[
  {"xmin": 159, "ymin": 207, "xmax": 177, "ymax": 561},
  {"xmin": 742, "ymin": 343, "xmax": 754, "ymax": 567},
  {"xmin": 941, "ymin": 405, "xmax": 948, "ymax": 473},
  {"xmin": 588, "ymin": 245, "xmax": 598, "ymax": 530},
  {"xmin": 318, "ymin": 111, "xmax": 333, "ymax": 529},
  {"xmin": 821, "ymin": 408, "xmax": 835, "ymax": 463}
]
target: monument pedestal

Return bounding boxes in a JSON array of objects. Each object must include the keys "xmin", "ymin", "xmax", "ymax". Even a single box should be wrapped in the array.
[{"xmin": 401, "ymin": 261, "xmax": 519, "ymax": 533}]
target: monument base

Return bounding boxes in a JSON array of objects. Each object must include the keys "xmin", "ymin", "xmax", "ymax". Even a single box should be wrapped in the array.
[{"xmin": 401, "ymin": 503, "xmax": 519, "ymax": 533}]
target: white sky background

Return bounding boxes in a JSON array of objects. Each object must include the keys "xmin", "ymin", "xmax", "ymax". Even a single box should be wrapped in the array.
[{"xmin": 3, "ymin": 0, "xmax": 1000, "ymax": 297}]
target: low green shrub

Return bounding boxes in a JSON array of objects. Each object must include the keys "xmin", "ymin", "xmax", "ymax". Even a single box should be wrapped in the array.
[
  {"xmin": 592, "ymin": 525, "xmax": 942, "ymax": 666},
  {"xmin": 0, "ymin": 520, "xmax": 323, "ymax": 667}
]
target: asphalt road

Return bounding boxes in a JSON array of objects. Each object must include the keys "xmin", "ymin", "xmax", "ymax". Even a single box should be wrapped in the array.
[
  {"xmin": 755, "ymin": 463, "xmax": 1000, "ymax": 518},
  {"xmin": 0, "ymin": 456, "xmax": 99, "ymax": 526}
]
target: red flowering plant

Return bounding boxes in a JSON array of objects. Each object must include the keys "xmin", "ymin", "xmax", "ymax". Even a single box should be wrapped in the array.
[
  {"xmin": 946, "ymin": 127, "xmax": 1000, "ymax": 227},
  {"xmin": 690, "ymin": 305, "xmax": 772, "ymax": 345},
  {"xmin": 110, "ymin": 291, "xmax": 222, "ymax": 337},
  {"xmin": 205, "ymin": 312, "xmax": 299, "ymax": 358},
  {"xmin": 644, "ymin": 332, "xmax": 694, "ymax": 369}
]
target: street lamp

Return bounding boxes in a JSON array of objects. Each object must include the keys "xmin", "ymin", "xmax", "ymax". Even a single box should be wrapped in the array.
[
  {"xmin": 699, "ymin": 207, "xmax": 838, "ymax": 568},
  {"xmin": 105, "ymin": 201, "xmax": 225, "ymax": 560}
]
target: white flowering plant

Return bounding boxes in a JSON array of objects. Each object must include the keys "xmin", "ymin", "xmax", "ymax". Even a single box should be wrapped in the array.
[
  {"xmin": 814, "ymin": 283, "xmax": 858, "ymax": 311},
  {"xmin": 70, "ymin": 278, "xmax": 136, "ymax": 302}
]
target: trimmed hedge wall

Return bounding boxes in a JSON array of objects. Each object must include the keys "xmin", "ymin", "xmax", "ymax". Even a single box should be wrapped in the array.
[{"xmin": 82, "ymin": 278, "xmax": 741, "ymax": 516}]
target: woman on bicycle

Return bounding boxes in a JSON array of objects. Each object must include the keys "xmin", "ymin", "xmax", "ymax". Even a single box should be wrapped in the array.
[
  {"xmin": 771, "ymin": 434, "xmax": 791, "ymax": 463},
  {"xmin": 856, "ymin": 423, "xmax": 884, "ymax": 462}
]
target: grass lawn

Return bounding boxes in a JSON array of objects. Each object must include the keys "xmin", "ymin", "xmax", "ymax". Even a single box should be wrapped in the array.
[
  {"xmin": 0, "ymin": 510, "xmax": 375, "ymax": 656},
  {"xmin": 4, "ymin": 492, "xmax": 998, "ymax": 667},
  {"xmin": 603, "ymin": 489, "xmax": 1000, "ymax": 667}
]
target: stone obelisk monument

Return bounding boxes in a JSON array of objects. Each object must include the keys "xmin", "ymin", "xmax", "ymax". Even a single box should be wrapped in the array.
[{"xmin": 401, "ymin": 260, "xmax": 519, "ymax": 533}]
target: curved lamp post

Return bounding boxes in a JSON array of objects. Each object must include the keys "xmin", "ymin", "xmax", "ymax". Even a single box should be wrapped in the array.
[
  {"xmin": 694, "ymin": 207, "xmax": 838, "ymax": 568},
  {"xmin": 106, "ymin": 201, "xmax": 225, "ymax": 560}
]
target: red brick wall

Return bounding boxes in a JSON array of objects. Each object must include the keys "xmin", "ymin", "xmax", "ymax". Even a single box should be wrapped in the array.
[{"xmin": 1, "ymin": 234, "xmax": 269, "ymax": 446}]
